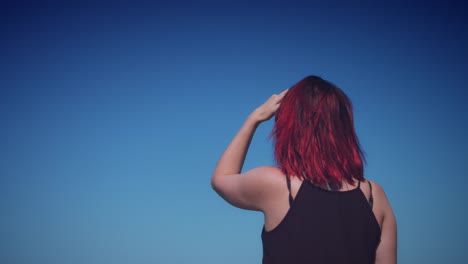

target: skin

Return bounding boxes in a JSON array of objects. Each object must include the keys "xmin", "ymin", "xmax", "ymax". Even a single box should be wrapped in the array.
[{"xmin": 211, "ymin": 90, "xmax": 397, "ymax": 263}]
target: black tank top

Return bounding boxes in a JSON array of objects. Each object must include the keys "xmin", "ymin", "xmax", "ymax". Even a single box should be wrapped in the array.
[{"xmin": 261, "ymin": 177, "xmax": 381, "ymax": 264}]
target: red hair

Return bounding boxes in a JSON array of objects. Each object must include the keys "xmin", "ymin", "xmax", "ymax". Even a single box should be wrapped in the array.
[{"xmin": 272, "ymin": 75, "xmax": 366, "ymax": 188}]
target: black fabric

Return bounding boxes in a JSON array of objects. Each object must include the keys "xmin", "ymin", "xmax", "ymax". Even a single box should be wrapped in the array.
[{"xmin": 262, "ymin": 179, "xmax": 381, "ymax": 264}]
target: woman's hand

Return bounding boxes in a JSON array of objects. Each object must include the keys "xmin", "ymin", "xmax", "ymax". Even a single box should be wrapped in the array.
[{"xmin": 251, "ymin": 89, "xmax": 288, "ymax": 122}]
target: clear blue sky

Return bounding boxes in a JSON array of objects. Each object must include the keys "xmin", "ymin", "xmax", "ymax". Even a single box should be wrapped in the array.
[{"xmin": 1, "ymin": 1, "xmax": 467, "ymax": 263}]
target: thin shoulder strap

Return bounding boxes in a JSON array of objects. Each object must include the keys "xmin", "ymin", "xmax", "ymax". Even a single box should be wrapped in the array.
[
  {"xmin": 368, "ymin": 180, "xmax": 374, "ymax": 209},
  {"xmin": 286, "ymin": 175, "xmax": 294, "ymax": 207}
]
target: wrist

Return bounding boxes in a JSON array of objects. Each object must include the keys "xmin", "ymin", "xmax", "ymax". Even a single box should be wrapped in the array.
[{"xmin": 247, "ymin": 111, "xmax": 263, "ymax": 126}]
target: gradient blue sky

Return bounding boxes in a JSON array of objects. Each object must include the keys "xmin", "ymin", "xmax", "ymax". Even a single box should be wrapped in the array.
[{"xmin": 1, "ymin": 1, "xmax": 467, "ymax": 263}]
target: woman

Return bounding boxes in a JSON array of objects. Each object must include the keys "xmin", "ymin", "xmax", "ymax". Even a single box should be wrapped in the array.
[{"xmin": 211, "ymin": 75, "xmax": 397, "ymax": 264}]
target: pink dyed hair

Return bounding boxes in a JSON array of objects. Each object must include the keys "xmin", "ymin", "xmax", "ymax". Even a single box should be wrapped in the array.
[{"xmin": 272, "ymin": 75, "xmax": 366, "ymax": 187}]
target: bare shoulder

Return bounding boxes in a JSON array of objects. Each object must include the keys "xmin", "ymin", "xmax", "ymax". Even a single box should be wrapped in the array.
[
  {"xmin": 211, "ymin": 165, "xmax": 286, "ymax": 211},
  {"xmin": 368, "ymin": 180, "xmax": 384, "ymax": 195},
  {"xmin": 370, "ymin": 180, "xmax": 398, "ymax": 263},
  {"xmin": 252, "ymin": 165, "xmax": 282, "ymax": 174},
  {"xmin": 247, "ymin": 166, "xmax": 286, "ymax": 189},
  {"xmin": 368, "ymin": 180, "xmax": 391, "ymax": 206},
  {"xmin": 245, "ymin": 166, "xmax": 289, "ymax": 204},
  {"xmin": 251, "ymin": 165, "xmax": 284, "ymax": 179},
  {"xmin": 368, "ymin": 180, "xmax": 395, "ymax": 222}
]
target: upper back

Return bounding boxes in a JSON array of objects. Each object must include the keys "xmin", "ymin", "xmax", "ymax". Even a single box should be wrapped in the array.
[{"xmin": 260, "ymin": 168, "xmax": 386, "ymax": 264}]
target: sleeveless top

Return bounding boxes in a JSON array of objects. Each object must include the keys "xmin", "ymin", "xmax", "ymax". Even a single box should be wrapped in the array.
[{"xmin": 261, "ymin": 177, "xmax": 381, "ymax": 264}]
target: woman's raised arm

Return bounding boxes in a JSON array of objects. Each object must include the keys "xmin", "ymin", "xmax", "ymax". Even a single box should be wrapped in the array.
[{"xmin": 211, "ymin": 90, "xmax": 287, "ymax": 210}]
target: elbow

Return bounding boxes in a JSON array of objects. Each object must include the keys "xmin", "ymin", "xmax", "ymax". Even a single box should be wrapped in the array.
[
  {"xmin": 211, "ymin": 175, "xmax": 219, "ymax": 191},
  {"xmin": 211, "ymin": 174, "xmax": 225, "ymax": 196}
]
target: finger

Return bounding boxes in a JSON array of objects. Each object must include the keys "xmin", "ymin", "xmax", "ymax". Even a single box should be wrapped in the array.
[{"xmin": 279, "ymin": 89, "xmax": 289, "ymax": 96}]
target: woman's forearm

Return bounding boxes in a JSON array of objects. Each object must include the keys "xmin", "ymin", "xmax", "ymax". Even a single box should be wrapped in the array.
[
  {"xmin": 212, "ymin": 113, "xmax": 261, "ymax": 180},
  {"xmin": 211, "ymin": 90, "xmax": 287, "ymax": 184}
]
